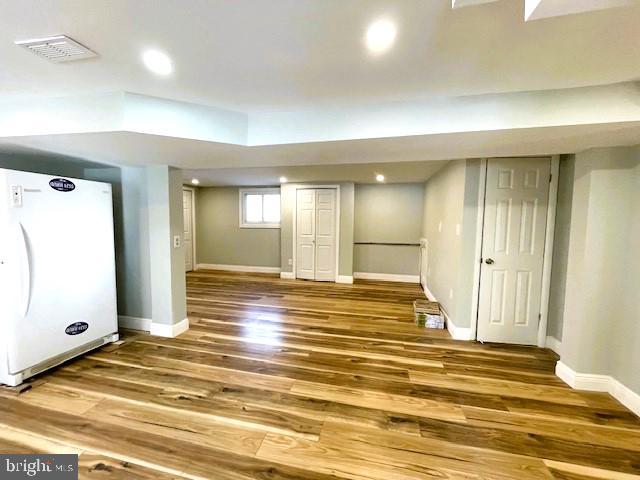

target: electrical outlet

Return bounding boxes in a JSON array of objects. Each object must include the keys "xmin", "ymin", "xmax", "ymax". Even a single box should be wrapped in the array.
[
  {"xmin": 173, "ymin": 235, "xmax": 181, "ymax": 248},
  {"xmin": 288, "ymin": 258, "xmax": 293, "ymax": 265},
  {"xmin": 455, "ymin": 224, "xmax": 461, "ymax": 236}
]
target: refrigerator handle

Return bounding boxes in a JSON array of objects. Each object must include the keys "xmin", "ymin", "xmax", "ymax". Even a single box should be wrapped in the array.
[{"xmin": 16, "ymin": 222, "xmax": 31, "ymax": 318}]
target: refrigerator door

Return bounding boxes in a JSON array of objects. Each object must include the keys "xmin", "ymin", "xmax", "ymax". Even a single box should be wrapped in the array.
[{"xmin": 1, "ymin": 170, "xmax": 117, "ymax": 374}]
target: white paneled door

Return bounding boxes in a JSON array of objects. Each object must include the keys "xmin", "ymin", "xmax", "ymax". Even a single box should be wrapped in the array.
[
  {"xmin": 183, "ymin": 188, "xmax": 194, "ymax": 272},
  {"xmin": 477, "ymin": 157, "xmax": 551, "ymax": 345},
  {"xmin": 296, "ymin": 188, "xmax": 336, "ymax": 282}
]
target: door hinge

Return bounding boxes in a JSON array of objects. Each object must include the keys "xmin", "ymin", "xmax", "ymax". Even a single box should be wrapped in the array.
[
  {"xmin": 549, "ymin": 173, "xmax": 552, "ymax": 183},
  {"xmin": 538, "ymin": 313, "xmax": 541, "ymax": 320}
]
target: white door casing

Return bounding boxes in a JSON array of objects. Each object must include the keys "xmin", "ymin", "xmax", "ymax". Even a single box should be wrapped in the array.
[
  {"xmin": 477, "ymin": 157, "xmax": 551, "ymax": 345},
  {"xmin": 183, "ymin": 188, "xmax": 194, "ymax": 272},
  {"xmin": 296, "ymin": 189, "xmax": 316, "ymax": 280},
  {"xmin": 295, "ymin": 188, "xmax": 337, "ymax": 282},
  {"xmin": 420, "ymin": 238, "xmax": 428, "ymax": 291}
]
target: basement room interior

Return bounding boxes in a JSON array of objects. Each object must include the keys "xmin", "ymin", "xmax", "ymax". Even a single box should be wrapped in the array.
[{"xmin": 0, "ymin": 1, "xmax": 639, "ymax": 479}]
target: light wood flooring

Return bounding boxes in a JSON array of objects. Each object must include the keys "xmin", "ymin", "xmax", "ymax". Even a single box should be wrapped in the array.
[{"xmin": 1, "ymin": 270, "xmax": 639, "ymax": 479}]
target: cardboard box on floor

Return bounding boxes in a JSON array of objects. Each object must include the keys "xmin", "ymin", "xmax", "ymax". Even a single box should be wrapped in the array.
[{"xmin": 413, "ymin": 299, "xmax": 445, "ymax": 329}]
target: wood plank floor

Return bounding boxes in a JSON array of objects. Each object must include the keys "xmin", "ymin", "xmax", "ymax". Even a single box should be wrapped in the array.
[{"xmin": 1, "ymin": 270, "xmax": 639, "ymax": 479}]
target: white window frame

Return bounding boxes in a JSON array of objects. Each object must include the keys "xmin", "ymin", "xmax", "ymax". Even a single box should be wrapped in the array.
[{"xmin": 239, "ymin": 188, "xmax": 281, "ymax": 228}]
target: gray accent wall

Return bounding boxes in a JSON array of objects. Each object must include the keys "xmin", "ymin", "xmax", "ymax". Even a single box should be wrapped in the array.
[
  {"xmin": 560, "ymin": 146, "xmax": 640, "ymax": 395},
  {"xmin": 0, "ymin": 153, "xmax": 103, "ymax": 178},
  {"xmin": 421, "ymin": 159, "xmax": 480, "ymax": 329},
  {"xmin": 196, "ymin": 187, "xmax": 281, "ymax": 268},
  {"xmin": 146, "ymin": 166, "xmax": 187, "ymax": 326},
  {"xmin": 546, "ymin": 155, "xmax": 575, "ymax": 341},
  {"xmin": 353, "ymin": 183, "xmax": 424, "ymax": 276},
  {"xmin": 117, "ymin": 167, "xmax": 152, "ymax": 320}
]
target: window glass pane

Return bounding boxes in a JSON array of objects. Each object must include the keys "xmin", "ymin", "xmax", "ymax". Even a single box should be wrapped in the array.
[
  {"xmin": 263, "ymin": 194, "xmax": 280, "ymax": 223},
  {"xmin": 245, "ymin": 194, "xmax": 263, "ymax": 222}
]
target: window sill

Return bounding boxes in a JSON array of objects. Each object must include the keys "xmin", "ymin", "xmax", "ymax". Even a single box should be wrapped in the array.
[{"xmin": 239, "ymin": 223, "xmax": 281, "ymax": 229}]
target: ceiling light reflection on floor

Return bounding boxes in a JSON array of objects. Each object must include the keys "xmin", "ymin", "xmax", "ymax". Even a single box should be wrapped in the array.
[{"xmin": 241, "ymin": 321, "xmax": 282, "ymax": 346}]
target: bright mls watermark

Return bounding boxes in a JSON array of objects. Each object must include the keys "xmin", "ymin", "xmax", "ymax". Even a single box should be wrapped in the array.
[{"xmin": 1, "ymin": 455, "xmax": 77, "ymax": 479}]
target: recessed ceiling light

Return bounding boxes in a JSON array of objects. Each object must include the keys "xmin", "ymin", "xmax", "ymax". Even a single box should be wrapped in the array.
[
  {"xmin": 376, "ymin": 174, "xmax": 385, "ymax": 182},
  {"xmin": 142, "ymin": 49, "xmax": 173, "ymax": 75},
  {"xmin": 191, "ymin": 178, "xmax": 200, "ymax": 185},
  {"xmin": 365, "ymin": 19, "xmax": 397, "ymax": 54},
  {"xmin": 279, "ymin": 176, "xmax": 288, "ymax": 183}
]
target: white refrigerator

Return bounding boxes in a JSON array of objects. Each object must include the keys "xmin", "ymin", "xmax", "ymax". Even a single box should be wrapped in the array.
[{"xmin": 0, "ymin": 169, "xmax": 119, "ymax": 386}]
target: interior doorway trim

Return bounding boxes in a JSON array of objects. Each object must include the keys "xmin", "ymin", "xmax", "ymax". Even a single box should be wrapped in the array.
[
  {"xmin": 183, "ymin": 186, "xmax": 197, "ymax": 272},
  {"xmin": 291, "ymin": 184, "xmax": 341, "ymax": 282},
  {"xmin": 471, "ymin": 156, "xmax": 560, "ymax": 347},
  {"xmin": 469, "ymin": 159, "xmax": 487, "ymax": 342},
  {"xmin": 537, "ymin": 155, "xmax": 560, "ymax": 347}
]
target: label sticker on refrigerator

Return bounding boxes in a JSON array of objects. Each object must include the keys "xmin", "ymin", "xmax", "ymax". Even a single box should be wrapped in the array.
[
  {"xmin": 49, "ymin": 178, "xmax": 76, "ymax": 192},
  {"xmin": 65, "ymin": 322, "xmax": 89, "ymax": 335}
]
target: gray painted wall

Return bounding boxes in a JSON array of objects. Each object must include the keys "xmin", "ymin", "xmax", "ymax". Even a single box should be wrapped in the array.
[
  {"xmin": 421, "ymin": 160, "xmax": 478, "ymax": 327},
  {"xmin": 0, "ymin": 153, "xmax": 103, "ymax": 178},
  {"xmin": 560, "ymin": 146, "xmax": 640, "ymax": 395},
  {"xmin": 422, "ymin": 159, "xmax": 463, "ymax": 322},
  {"xmin": 169, "ymin": 168, "xmax": 188, "ymax": 324},
  {"xmin": 196, "ymin": 187, "xmax": 281, "ymax": 267},
  {"xmin": 281, "ymin": 183, "xmax": 355, "ymax": 277},
  {"xmin": 546, "ymin": 155, "xmax": 575, "ymax": 341},
  {"xmin": 353, "ymin": 183, "xmax": 424, "ymax": 275},
  {"xmin": 147, "ymin": 166, "xmax": 187, "ymax": 326}
]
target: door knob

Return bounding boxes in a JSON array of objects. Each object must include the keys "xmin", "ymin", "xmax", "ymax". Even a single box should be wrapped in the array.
[{"xmin": 485, "ymin": 258, "xmax": 494, "ymax": 265}]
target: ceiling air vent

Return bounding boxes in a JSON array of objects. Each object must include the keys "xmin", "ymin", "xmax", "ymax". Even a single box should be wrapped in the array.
[{"xmin": 15, "ymin": 35, "xmax": 97, "ymax": 63}]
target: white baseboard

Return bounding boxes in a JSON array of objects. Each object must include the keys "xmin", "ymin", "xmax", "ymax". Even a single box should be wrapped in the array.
[
  {"xmin": 422, "ymin": 283, "xmax": 472, "ymax": 341},
  {"xmin": 445, "ymin": 314, "xmax": 473, "ymax": 341},
  {"xmin": 150, "ymin": 318, "xmax": 190, "ymax": 338},
  {"xmin": 118, "ymin": 315, "xmax": 151, "ymax": 331},
  {"xmin": 279, "ymin": 272, "xmax": 353, "ymax": 283},
  {"xmin": 610, "ymin": 377, "xmax": 640, "ymax": 418},
  {"xmin": 353, "ymin": 272, "xmax": 420, "ymax": 283},
  {"xmin": 422, "ymin": 283, "xmax": 437, "ymax": 302},
  {"xmin": 196, "ymin": 263, "xmax": 281, "ymax": 274},
  {"xmin": 336, "ymin": 275, "xmax": 354, "ymax": 284},
  {"xmin": 556, "ymin": 361, "xmax": 640, "ymax": 417},
  {"xmin": 545, "ymin": 336, "xmax": 563, "ymax": 355}
]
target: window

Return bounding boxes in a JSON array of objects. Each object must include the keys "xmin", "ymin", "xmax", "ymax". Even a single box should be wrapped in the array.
[{"xmin": 239, "ymin": 188, "xmax": 281, "ymax": 228}]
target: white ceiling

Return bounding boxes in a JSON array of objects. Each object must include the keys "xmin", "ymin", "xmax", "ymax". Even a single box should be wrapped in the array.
[{"xmin": 2, "ymin": 0, "xmax": 640, "ymax": 112}]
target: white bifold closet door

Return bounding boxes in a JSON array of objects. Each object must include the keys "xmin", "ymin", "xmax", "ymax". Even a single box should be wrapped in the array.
[{"xmin": 296, "ymin": 188, "xmax": 336, "ymax": 281}]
